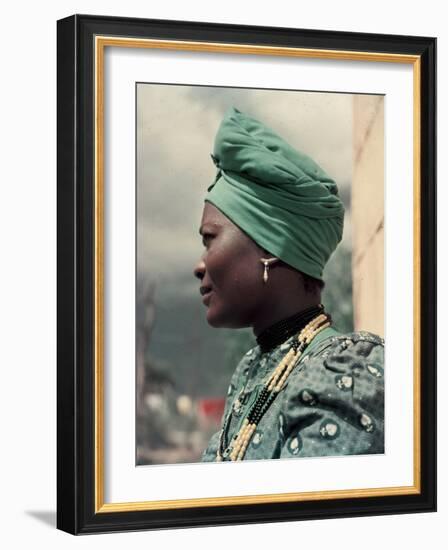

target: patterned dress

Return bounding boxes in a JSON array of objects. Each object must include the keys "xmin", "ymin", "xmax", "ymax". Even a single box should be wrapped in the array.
[{"xmin": 202, "ymin": 327, "xmax": 384, "ymax": 462}]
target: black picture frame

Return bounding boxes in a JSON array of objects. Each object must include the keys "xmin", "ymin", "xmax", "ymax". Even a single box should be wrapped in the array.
[{"xmin": 57, "ymin": 14, "xmax": 436, "ymax": 535}]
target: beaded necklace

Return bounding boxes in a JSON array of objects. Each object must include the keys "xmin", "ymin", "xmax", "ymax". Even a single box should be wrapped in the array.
[
  {"xmin": 216, "ymin": 311, "xmax": 331, "ymax": 462},
  {"xmin": 256, "ymin": 304, "xmax": 324, "ymax": 353}
]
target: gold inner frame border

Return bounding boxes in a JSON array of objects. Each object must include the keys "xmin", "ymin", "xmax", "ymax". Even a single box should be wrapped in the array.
[{"xmin": 94, "ymin": 35, "xmax": 421, "ymax": 513}]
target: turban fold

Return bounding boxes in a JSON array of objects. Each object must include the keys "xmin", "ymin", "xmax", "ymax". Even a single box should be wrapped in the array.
[{"xmin": 204, "ymin": 107, "xmax": 345, "ymax": 280}]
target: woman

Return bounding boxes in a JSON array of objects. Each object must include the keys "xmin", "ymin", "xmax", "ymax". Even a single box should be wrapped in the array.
[{"xmin": 194, "ymin": 107, "xmax": 384, "ymax": 462}]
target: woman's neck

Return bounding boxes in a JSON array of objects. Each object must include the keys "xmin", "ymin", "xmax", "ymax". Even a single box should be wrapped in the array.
[
  {"xmin": 255, "ymin": 303, "xmax": 324, "ymax": 353},
  {"xmin": 252, "ymin": 294, "xmax": 321, "ymax": 338}
]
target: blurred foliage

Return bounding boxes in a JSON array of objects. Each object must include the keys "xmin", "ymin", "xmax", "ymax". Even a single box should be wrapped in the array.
[
  {"xmin": 137, "ymin": 353, "xmax": 217, "ymax": 465},
  {"xmin": 322, "ymin": 243, "xmax": 354, "ymax": 333}
]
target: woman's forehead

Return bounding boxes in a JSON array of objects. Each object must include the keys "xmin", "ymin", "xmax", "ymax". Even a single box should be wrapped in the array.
[{"xmin": 200, "ymin": 202, "xmax": 231, "ymax": 231}]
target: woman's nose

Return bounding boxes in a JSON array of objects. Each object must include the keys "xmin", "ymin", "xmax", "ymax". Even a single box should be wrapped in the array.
[{"xmin": 193, "ymin": 257, "xmax": 206, "ymax": 281}]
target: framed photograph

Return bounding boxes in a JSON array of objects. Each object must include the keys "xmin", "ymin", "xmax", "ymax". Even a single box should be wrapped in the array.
[{"xmin": 57, "ymin": 14, "xmax": 436, "ymax": 534}]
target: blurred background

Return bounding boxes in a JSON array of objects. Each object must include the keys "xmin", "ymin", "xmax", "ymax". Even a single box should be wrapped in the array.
[{"xmin": 136, "ymin": 84, "xmax": 384, "ymax": 465}]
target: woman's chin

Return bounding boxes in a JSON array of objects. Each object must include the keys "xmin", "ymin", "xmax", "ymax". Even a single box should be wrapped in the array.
[
  {"xmin": 205, "ymin": 300, "xmax": 231, "ymax": 328},
  {"xmin": 205, "ymin": 307, "xmax": 225, "ymax": 328},
  {"xmin": 205, "ymin": 305, "xmax": 247, "ymax": 329}
]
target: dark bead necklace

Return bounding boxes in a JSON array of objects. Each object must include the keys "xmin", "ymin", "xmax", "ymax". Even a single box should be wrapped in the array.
[{"xmin": 256, "ymin": 304, "xmax": 325, "ymax": 353}]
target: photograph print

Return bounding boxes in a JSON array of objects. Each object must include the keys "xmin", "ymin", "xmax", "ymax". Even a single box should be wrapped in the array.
[{"xmin": 136, "ymin": 83, "xmax": 385, "ymax": 466}]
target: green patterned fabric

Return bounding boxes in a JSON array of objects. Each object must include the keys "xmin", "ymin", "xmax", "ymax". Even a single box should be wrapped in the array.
[
  {"xmin": 205, "ymin": 107, "xmax": 345, "ymax": 280},
  {"xmin": 202, "ymin": 328, "xmax": 384, "ymax": 462}
]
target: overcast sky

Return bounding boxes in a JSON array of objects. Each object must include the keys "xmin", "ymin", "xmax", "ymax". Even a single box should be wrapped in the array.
[{"xmin": 137, "ymin": 84, "xmax": 353, "ymax": 295}]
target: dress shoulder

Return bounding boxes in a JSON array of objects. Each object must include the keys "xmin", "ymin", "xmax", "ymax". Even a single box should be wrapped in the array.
[
  {"xmin": 278, "ymin": 330, "xmax": 384, "ymax": 458},
  {"xmin": 306, "ymin": 329, "xmax": 384, "ymax": 376}
]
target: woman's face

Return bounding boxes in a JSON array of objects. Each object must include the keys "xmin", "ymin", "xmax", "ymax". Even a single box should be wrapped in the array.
[{"xmin": 193, "ymin": 202, "xmax": 267, "ymax": 329}]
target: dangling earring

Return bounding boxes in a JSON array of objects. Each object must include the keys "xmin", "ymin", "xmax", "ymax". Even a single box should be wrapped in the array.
[{"xmin": 260, "ymin": 257, "xmax": 278, "ymax": 283}]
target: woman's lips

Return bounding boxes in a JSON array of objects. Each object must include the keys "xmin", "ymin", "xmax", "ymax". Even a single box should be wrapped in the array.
[
  {"xmin": 200, "ymin": 285, "xmax": 213, "ymax": 305},
  {"xmin": 202, "ymin": 290, "xmax": 213, "ymax": 306}
]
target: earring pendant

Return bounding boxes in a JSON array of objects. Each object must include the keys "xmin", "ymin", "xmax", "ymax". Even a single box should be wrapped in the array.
[{"xmin": 260, "ymin": 257, "xmax": 277, "ymax": 283}]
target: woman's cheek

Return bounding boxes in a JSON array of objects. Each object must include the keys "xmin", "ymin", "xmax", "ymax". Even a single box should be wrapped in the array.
[
  {"xmin": 207, "ymin": 246, "xmax": 231, "ymax": 282},
  {"xmin": 205, "ymin": 250, "xmax": 221, "ymax": 283}
]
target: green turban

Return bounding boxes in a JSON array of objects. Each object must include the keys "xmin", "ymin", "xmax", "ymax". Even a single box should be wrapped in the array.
[{"xmin": 205, "ymin": 107, "xmax": 345, "ymax": 280}]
